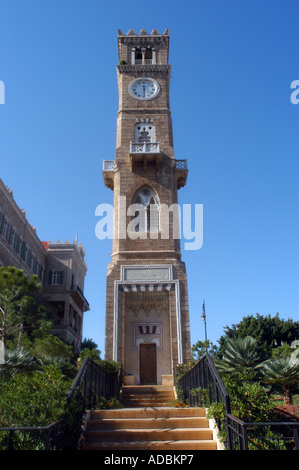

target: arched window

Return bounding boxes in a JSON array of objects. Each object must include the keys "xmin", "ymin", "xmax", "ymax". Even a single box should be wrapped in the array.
[
  {"xmin": 144, "ymin": 48, "xmax": 152, "ymax": 64},
  {"xmin": 132, "ymin": 47, "xmax": 155, "ymax": 65},
  {"xmin": 135, "ymin": 49, "xmax": 143, "ymax": 64},
  {"xmin": 131, "ymin": 186, "xmax": 159, "ymax": 233}
]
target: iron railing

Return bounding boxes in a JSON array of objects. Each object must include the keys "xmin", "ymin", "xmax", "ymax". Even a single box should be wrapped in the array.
[
  {"xmin": 226, "ymin": 415, "xmax": 299, "ymax": 450},
  {"xmin": 178, "ymin": 354, "xmax": 231, "ymax": 445},
  {"xmin": 0, "ymin": 358, "xmax": 122, "ymax": 450},
  {"xmin": 177, "ymin": 354, "xmax": 299, "ymax": 450}
]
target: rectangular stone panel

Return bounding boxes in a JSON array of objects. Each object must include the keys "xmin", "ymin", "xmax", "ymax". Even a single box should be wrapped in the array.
[{"xmin": 121, "ymin": 264, "xmax": 173, "ymax": 281}]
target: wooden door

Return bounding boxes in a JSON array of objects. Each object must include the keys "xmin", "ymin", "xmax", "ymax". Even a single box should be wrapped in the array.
[{"xmin": 140, "ymin": 343, "xmax": 157, "ymax": 385}]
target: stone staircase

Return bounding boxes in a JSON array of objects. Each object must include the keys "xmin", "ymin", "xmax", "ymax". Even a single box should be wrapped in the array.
[
  {"xmin": 83, "ymin": 386, "xmax": 217, "ymax": 450},
  {"xmin": 122, "ymin": 385, "xmax": 175, "ymax": 407}
]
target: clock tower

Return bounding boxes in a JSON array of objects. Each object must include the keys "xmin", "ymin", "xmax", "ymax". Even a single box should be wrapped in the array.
[{"xmin": 102, "ymin": 28, "xmax": 191, "ymax": 386}]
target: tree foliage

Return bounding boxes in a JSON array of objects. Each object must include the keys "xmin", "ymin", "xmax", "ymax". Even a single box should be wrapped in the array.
[
  {"xmin": 214, "ymin": 336, "xmax": 262, "ymax": 381},
  {"xmin": 260, "ymin": 356, "xmax": 299, "ymax": 405},
  {"xmin": 192, "ymin": 339, "xmax": 218, "ymax": 361},
  {"xmin": 219, "ymin": 313, "xmax": 299, "ymax": 361},
  {"xmin": 214, "ymin": 333, "xmax": 299, "ymax": 405},
  {"xmin": 0, "ymin": 267, "xmax": 53, "ymax": 348},
  {"xmin": 0, "ymin": 364, "xmax": 70, "ymax": 427},
  {"xmin": 0, "ymin": 347, "xmax": 42, "ymax": 381}
]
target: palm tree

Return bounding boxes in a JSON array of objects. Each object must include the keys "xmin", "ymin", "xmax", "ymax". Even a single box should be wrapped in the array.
[
  {"xmin": 260, "ymin": 356, "xmax": 299, "ymax": 405},
  {"xmin": 214, "ymin": 336, "xmax": 262, "ymax": 380},
  {"xmin": 0, "ymin": 348, "xmax": 41, "ymax": 381}
]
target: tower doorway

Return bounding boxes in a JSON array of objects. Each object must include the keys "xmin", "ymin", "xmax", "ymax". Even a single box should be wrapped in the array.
[{"xmin": 140, "ymin": 343, "xmax": 157, "ymax": 385}]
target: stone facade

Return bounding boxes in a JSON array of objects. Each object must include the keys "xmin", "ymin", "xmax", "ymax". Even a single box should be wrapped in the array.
[
  {"xmin": 0, "ymin": 178, "xmax": 89, "ymax": 348},
  {"xmin": 42, "ymin": 241, "xmax": 89, "ymax": 347},
  {"xmin": 0, "ymin": 179, "xmax": 47, "ymax": 280},
  {"xmin": 103, "ymin": 29, "xmax": 192, "ymax": 385}
]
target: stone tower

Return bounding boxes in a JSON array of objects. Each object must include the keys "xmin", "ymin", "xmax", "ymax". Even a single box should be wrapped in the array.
[{"xmin": 102, "ymin": 28, "xmax": 191, "ymax": 385}]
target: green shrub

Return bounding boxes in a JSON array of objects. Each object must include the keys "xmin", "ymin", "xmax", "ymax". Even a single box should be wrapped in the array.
[
  {"xmin": 190, "ymin": 387, "xmax": 210, "ymax": 407},
  {"xmin": 224, "ymin": 378, "xmax": 275, "ymax": 422},
  {"xmin": 0, "ymin": 364, "xmax": 71, "ymax": 427},
  {"xmin": 99, "ymin": 359, "xmax": 121, "ymax": 378}
]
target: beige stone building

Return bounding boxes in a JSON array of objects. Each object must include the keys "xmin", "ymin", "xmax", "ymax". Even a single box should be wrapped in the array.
[
  {"xmin": 0, "ymin": 178, "xmax": 89, "ymax": 348},
  {"xmin": 102, "ymin": 28, "xmax": 191, "ymax": 385}
]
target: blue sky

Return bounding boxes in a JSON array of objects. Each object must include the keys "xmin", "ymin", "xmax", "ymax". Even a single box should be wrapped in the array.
[{"xmin": 0, "ymin": 0, "xmax": 298, "ymax": 355}]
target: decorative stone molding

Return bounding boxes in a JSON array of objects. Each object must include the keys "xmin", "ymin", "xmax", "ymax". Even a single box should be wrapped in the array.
[
  {"xmin": 117, "ymin": 64, "xmax": 170, "ymax": 75},
  {"xmin": 113, "ymin": 264, "xmax": 183, "ymax": 365},
  {"xmin": 121, "ymin": 264, "xmax": 173, "ymax": 281}
]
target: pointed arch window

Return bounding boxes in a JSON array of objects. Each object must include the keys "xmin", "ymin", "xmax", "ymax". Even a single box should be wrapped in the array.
[{"xmin": 132, "ymin": 186, "xmax": 160, "ymax": 233}]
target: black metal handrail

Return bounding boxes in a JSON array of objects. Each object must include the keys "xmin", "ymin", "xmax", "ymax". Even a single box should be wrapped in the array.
[
  {"xmin": 178, "ymin": 354, "xmax": 232, "ymax": 446},
  {"xmin": 177, "ymin": 354, "xmax": 299, "ymax": 450},
  {"xmin": 0, "ymin": 358, "xmax": 122, "ymax": 450},
  {"xmin": 227, "ymin": 414, "xmax": 299, "ymax": 450},
  {"xmin": 66, "ymin": 357, "xmax": 122, "ymax": 408}
]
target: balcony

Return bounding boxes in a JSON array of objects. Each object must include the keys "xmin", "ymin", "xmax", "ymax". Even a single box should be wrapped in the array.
[
  {"xmin": 130, "ymin": 142, "xmax": 160, "ymax": 154},
  {"xmin": 70, "ymin": 284, "xmax": 90, "ymax": 312},
  {"xmin": 130, "ymin": 142, "xmax": 161, "ymax": 171},
  {"xmin": 102, "ymin": 160, "xmax": 115, "ymax": 190},
  {"xmin": 102, "ymin": 156, "xmax": 187, "ymax": 188},
  {"xmin": 175, "ymin": 159, "xmax": 188, "ymax": 189}
]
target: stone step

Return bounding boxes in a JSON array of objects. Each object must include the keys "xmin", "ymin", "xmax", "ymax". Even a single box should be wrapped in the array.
[
  {"xmin": 87, "ymin": 416, "xmax": 209, "ymax": 430},
  {"xmin": 122, "ymin": 385, "xmax": 175, "ymax": 407},
  {"xmin": 123, "ymin": 394, "xmax": 174, "ymax": 400},
  {"xmin": 89, "ymin": 407, "xmax": 206, "ymax": 419},
  {"xmin": 86, "ymin": 439, "xmax": 217, "ymax": 451},
  {"xmin": 122, "ymin": 387, "xmax": 174, "ymax": 394},
  {"xmin": 122, "ymin": 385, "xmax": 174, "ymax": 392},
  {"xmin": 83, "ymin": 404, "xmax": 217, "ymax": 451},
  {"xmin": 85, "ymin": 427, "xmax": 213, "ymax": 442},
  {"xmin": 123, "ymin": 392, "xmax": 175, "ymax": 399},
  {"xmin": 123, "ymin": 400, "xmax": 172, "ymax": 407}
]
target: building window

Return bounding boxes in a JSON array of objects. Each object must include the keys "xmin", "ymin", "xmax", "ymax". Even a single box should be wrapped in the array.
[
  {"xmin": 9, "ymin": 228, "xmax": 16, "ymax": 248},
  {"xmin": 16, "ymin": 236, "xmax": 22, "ymax": 255},
  {"xmin": 48, "ymin": 270, "xmax": 64, "ymax": 285},
  {"xmin": 27, "ymin": 250, "xmax": 32, "ymax": 268},
  {"xmin": 1, "ymin": 217, "xmax": 7, "ymax": 238},
  {"xmin": 136, "ymin": 49, "xmax": 142, "ymax": 63},
  {"xmin": 132, "ymin": 186, "xmax": 159, "ymax": 233},
  {"xmin": 133, "ymin": 47, "xmax": 154, "ymax": 65},
  {"xmin": 20, "ymin": 241, "xmax": 27, "ymax": 261},
  {"xmin": 4, "ymin": 222, "xmax": 11, "ymax": 241},
  {"xmin": 53, "ymin": 271, "xmax": 61, "ymax": 285},
  {"xmin": 144, "ymin": 48, "xmax": 152, "ymax": 64}
]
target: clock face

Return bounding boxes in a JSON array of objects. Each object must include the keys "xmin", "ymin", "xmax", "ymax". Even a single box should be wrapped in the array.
[{"xmin": 129, "ymin": 78, "xmax": 160, "ymax": 101}]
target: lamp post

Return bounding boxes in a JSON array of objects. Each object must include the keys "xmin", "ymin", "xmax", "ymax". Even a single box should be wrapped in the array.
[{"xmin": 201, "ymin": 300, "xmax": 208, "ymax": 350}]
